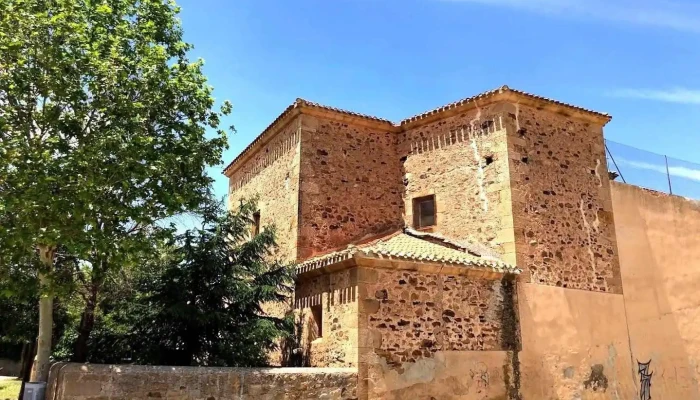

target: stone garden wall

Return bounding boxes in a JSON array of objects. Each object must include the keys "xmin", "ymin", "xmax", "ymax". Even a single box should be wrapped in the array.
[{"xmin": 47, "ymin": 363, "xmax": 357, "ymax": 400}]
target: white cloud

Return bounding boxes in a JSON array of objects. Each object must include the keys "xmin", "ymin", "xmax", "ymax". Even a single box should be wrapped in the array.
[
  {"xmin": 441, "ymin": 0, "xmax": 700, "ymax": 33},
  {"xmin": 618, "ymin": 158, "xmax": 700, "ymax": 182},
  {"xmin": 608, "ymin": 88, "xmax": 700, "ymax": 105}
]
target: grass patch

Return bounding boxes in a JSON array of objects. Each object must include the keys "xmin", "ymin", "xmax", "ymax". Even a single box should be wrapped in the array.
[{"xmin": 0, "ymin": 378, "xmax": 21, "ymax": 400}]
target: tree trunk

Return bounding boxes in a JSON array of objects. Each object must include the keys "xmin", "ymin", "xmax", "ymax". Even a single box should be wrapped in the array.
[
  {"xmin": 31, "ymin": 245, "xmax": 55, "ymax": 383},
  {"xmin": 73, "ymin": 288, "xmax": 98, "ymax": 363}
]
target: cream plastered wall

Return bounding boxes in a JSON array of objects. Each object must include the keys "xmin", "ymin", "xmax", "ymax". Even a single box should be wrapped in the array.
[
  {"xmin": 612, "ymin": 181, "xmax": 700, "ymax": 399},
  {"xmin": 517, "ymin": 282, "xmax": 637, "ymax": 399}
]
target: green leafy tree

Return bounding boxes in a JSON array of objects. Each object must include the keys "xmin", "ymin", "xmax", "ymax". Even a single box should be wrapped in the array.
[
  {"xmin": 0, "ymin": 0, "xmax": 230, "ymax": 381},
  {"xmin": 52, "ymin": 242, "xmax": 166, "ymax": 364},
  {"xmin": 70, "ymin": 224, "xmax": 171, "ymax": 362},
  {"xmin": 130, "ymin": 200, "xmax": 295, "ymax": 366}
]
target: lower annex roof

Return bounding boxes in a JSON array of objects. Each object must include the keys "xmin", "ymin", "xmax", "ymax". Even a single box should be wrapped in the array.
[{"xmin": 296, "ymin": 227, "xmax": 520, "ymax": 276}]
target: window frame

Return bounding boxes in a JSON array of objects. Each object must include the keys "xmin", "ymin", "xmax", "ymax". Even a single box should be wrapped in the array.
[
  {"xmin": 252, "ymin": 211, "xmax": 261, "ymax": 236},
  {"xmin": 412, "ymin": 195, "xmax": 437, "ymax": 229},
  {"xmin": 310, "ymin": 304, "xmax": 323, "ymax": 338}
]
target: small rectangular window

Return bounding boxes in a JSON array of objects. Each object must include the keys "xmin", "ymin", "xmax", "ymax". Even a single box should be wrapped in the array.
[
  {"xmin": 311, "ymin": 304, "xmax": 323, "ymax": 338},
  {"xmin": 252, "ymin": 211, "xmax": 261, "ymax": 236},
  {"xmin": 413, "ymin": 195, "xmax": 436, "ymax": 229}
]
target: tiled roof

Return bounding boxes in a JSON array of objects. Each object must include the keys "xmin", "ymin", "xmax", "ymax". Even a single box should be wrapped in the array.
[
  {"xmin": 296, "ymin": 228, "xmax": 520, "ymax": 275},
  {"xmin": 223, "ymin": 86, "xmax": 611, "ymax": 175},
  {"xmin": 400, "ymin": 85, "xmax": 611, "ymax": 125},
  {"xmin": 222, "ymin": 100, "xmax": 299, "ymax": 176},
  {"xmin": 404, "ymin": 227, "xmax": 503, "ymax": 260},
  {"xmin": 296, "ymin": 98, "xmax": 394, "ymax": 124},
  {"xmin": 222, "ymin": 99, "xmax": 393, "ymax": 175}
]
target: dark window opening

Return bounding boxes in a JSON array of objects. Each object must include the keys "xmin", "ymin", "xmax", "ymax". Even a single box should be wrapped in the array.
[
  {"xmin": 413, "ymin": 195, "xmax": 436, "ymax": 229},
  {"xmin": 484, "ymin": 155, "xmax": 494, "ymax": 165},
  {"xmin": 311, "ymin": 304, "xmax": 323, "ymax": 338},
  {"xmin": 252, "ymin": 211, "xmax": 261, "ymax": 236}
]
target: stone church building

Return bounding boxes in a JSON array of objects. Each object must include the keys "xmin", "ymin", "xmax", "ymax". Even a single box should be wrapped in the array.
[{"xmin": 224, "ymin": 86, "xmax": 700, "ymax": 399}]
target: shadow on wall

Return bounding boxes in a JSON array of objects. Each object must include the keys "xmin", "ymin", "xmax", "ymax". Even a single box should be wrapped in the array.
[{"xmin": 281, "ymin": 312, "xmax": 312, "ymax": 367}]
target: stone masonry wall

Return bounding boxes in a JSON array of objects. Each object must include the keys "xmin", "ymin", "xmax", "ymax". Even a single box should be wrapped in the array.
[
  {"xmin": 504, "ymin": 104, "xmax": 622, "ymax": 293},
  {"xmin": 400, "ymin": 105, "xmax": 513, "ymax": 256},
  {"xmin": 358, "ymin": 268, "xmax": 506, "ymax": 366},
  {"xmin": 295, "ymin": 269, "xmax": 358, "ymax": 368},
  {"xmin": 47, "ymin": 363, "xmax": 358, "ymax": 400},
  {"xmin": 356, "ymin": 267, "xmax": 514, "ymax": 399},
  {"xmin": 227, "ymin": 117, "xmax": 302, "ymax": 365},
  {"xmin": 297, "ymin": 115, "xmax": 404, "ymax": 259},
  {"xmin": 228, "ymin": 117, "xmax": 302, "ymax": 263}
]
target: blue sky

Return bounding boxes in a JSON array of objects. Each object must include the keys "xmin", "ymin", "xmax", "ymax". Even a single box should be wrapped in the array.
[{"xmin": 176, "ymin": 0, "xmax": 700, "ymax": 200}]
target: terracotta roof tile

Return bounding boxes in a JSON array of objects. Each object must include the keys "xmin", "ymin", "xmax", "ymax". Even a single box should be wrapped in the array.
[
  {"xmin": 222, "ymin": 100, "xmax": 300, "ymax": 175},
  {"xmin": 296, "ymin": 99, "xmax": 394, "ymax": 124},
  {"xmin": 224, "ymin": 86, "xmax": 611, "ymax": 175},
  {"xmin": 296, "ymin": 228, "xmax": 520, "ymax": 275},
  {"xmin": 399, "ymin": 85, "xmax": 611, "ymax": 126},
  {"xmin": 222, "ymin": 99, "xmax": 393, "ymax": 175}
]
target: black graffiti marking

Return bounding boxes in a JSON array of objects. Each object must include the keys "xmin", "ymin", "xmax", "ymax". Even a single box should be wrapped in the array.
[{"xmin": 638, "ymin": 360, "xmax": 652, "ymax": 400}]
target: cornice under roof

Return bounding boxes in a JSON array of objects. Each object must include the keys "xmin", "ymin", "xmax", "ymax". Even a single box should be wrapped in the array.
[{"xmin": 223, "ymin": 86, "xmax": 612, "ymax": 176}]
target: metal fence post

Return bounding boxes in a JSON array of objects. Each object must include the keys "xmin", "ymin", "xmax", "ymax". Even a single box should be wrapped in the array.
[
  {"xmin": 665, "ymin": 155, "xmax": 673, "ymax": 195},
  {"xmin": 605, "ymin": 141, "xmax": 626, "ymax": 184}
]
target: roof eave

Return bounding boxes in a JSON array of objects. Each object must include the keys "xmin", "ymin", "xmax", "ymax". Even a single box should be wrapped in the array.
[
  {"xmin": 296, "ymin": 252, "xmax": 519, "ymax": 280},
  {"xmin": 225, "ymin": 86, "xmax": 612, "ymax": 177},
  {"xmin": 223, "ymin": 100, "xmax": 397, "ymax": 177},
  {"xmin": 355, "ymin": 254, "xmax": 517, "ymax": 279},
  {"xmin": 223, "ymin": 103, "xmax": 302, "ymax": 177},
  {"xmin": 400, "ymin": 86, "xmax": 611, "ymax": 129},
  {"xmin": 499, "ymin": 90, "xmax": 612, "ymax": 126}
]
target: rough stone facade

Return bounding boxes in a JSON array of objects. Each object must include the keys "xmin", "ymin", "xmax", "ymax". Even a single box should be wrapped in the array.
[
  {"xmin": 360, "ymin": 269, "xmax": 504, "ymax": 364},
  {"xmin": 45, "ymin": 87, "xmax": 700, "ymax": 399},
  {"xmin": 504, "ymin": 104, "xmax": 622, "ymax": 293},
  {"xmin": 294, "ymin": 269, "xmax": 359, "ymax": 368},
  {"xmin": 400, "ymin": 105, "xmax": 513, "ymax": 253},
  {"xmin": 298, "ymin": 114, "xmax": 404, "ymax": 260},
  {"xmin": 227, "ymin": 116, "xmax": 302, "ymax": 263},
  {"xmin": 218, "ymin": 87, "xmax": 667, "ymax": 399},
  {"xmin": 224, "ymin": 90, "xmax": 621, "ymax": 295},
  {"xmin": 355, "ymin": 266, "xmax": 516, "ymax": 399},
  {"xmin": 47, "ymin": 364, "xmax": 358, "ymax": 400}
]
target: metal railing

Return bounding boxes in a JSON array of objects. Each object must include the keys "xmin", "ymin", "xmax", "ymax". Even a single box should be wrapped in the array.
[{"xmin": 605, "ymin": 139, "xmax": 700, "ymax": 199}]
